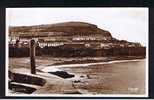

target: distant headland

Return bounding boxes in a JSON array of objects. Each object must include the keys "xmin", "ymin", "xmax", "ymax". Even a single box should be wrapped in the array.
[{"xmin": 9, "ymin": 21, "xmax": 146, "ymax": 57}]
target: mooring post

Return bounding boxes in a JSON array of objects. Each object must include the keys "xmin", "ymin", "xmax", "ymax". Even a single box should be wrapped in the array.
[{"xmin": 30, "ymin": 39, "xmax": 36, "ymax": 74}]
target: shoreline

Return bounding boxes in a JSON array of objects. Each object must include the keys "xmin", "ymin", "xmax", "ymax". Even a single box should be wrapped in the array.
[
  {"xmin": 8, "ymin": 56, "xmax": 146, "ymax": 95},
  {"xmin": 39, "ymin": 57, "xmax": 145, "ymax": 72}
]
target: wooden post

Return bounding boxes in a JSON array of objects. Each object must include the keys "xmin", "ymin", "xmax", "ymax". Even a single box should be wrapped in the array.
[{"xmin": 30, "ymin": 39, "xmax": 36, "ymax": 74}]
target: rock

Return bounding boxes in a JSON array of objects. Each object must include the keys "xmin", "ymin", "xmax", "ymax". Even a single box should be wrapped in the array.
[{"xmin": 48, "ymin": 71, "xmax": 75, "ymax": 79}]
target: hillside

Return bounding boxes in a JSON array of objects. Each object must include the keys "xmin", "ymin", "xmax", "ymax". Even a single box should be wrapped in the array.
[
  {"xmin": 9, "ymin": 21, "xmax": 145, "ymax": 57},
  {"xmin": 9, "ymin": 21, "xmax": 112, "ymax": 37}
]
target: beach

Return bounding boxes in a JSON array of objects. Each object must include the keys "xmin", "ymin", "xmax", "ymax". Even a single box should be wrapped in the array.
[{"xmin": 8, "ymin": 57, "xmax": 146, "ymax": 95}]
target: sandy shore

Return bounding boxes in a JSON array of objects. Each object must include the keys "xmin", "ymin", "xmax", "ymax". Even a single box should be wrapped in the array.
[{"xmin": 8, "ymin": 56, "xmax": 146, "ymax": 95}]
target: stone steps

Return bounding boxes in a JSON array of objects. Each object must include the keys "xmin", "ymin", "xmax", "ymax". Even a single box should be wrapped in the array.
[{"xmin": 9, "ymin": 70, "xmax": 46, "ymax": 94}]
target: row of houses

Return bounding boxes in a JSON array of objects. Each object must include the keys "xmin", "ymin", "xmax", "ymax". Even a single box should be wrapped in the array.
[
  {"xmin": 9, "ymin": 31, "xmax": 142, "ymax": 49},
  {"xmin": 9, "ymin": 34, "xmax": 111, "ymax": 42},
  {"xmin": 9, "ymin": 38, "xmax": 141, "ymax": 50}
]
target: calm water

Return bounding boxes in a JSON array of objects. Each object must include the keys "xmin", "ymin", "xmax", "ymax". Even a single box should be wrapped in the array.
[{"xmin": 59, "ymin": 59, "xmax": 146, "ymax": 94}]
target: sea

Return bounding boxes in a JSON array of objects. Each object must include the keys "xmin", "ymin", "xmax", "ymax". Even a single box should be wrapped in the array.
[{"xmin": 45, "ymin": 59, "xmax": 147, "ymax": 95}]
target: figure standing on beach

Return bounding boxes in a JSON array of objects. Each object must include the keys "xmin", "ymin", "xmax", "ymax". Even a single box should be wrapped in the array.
[{"xmin": 87, "ymin": 75, "xmax": 91, "ymax": 79}]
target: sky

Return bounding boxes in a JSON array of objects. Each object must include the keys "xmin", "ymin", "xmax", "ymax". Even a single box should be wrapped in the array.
[{"xmin": 6, "ymin": 8, "xmax": 148, "ymax": 46}]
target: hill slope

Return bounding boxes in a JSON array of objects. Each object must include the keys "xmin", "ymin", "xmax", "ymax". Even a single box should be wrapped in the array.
[{"xmin": 9, "ymin": 21, "xmax": 112, "ymax": 37}]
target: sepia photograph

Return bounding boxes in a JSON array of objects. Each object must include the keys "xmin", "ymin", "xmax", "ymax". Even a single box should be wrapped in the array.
[{"xmin": 6, "ymin": 8, "xmax": 148, "ymax": 97}]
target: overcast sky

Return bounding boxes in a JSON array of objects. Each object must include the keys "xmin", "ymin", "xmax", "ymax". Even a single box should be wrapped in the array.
[{"xmin": 6, "ymin": 8, "xmax": 148, "ymax": 46}]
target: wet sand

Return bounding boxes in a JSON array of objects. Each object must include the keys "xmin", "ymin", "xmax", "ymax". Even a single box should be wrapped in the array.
[
  {"xmin": 9, "ymin": 57, "xmax": 146, "ymax": 95},
  {"xmin": 58, "ymin": 59, "xmax": 146, "ymax": 94}
]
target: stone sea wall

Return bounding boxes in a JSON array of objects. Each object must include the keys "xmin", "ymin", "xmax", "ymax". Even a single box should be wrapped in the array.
[{"xmin": 9, "ymin": 46, "xmax": 146, "ymax": 57}]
